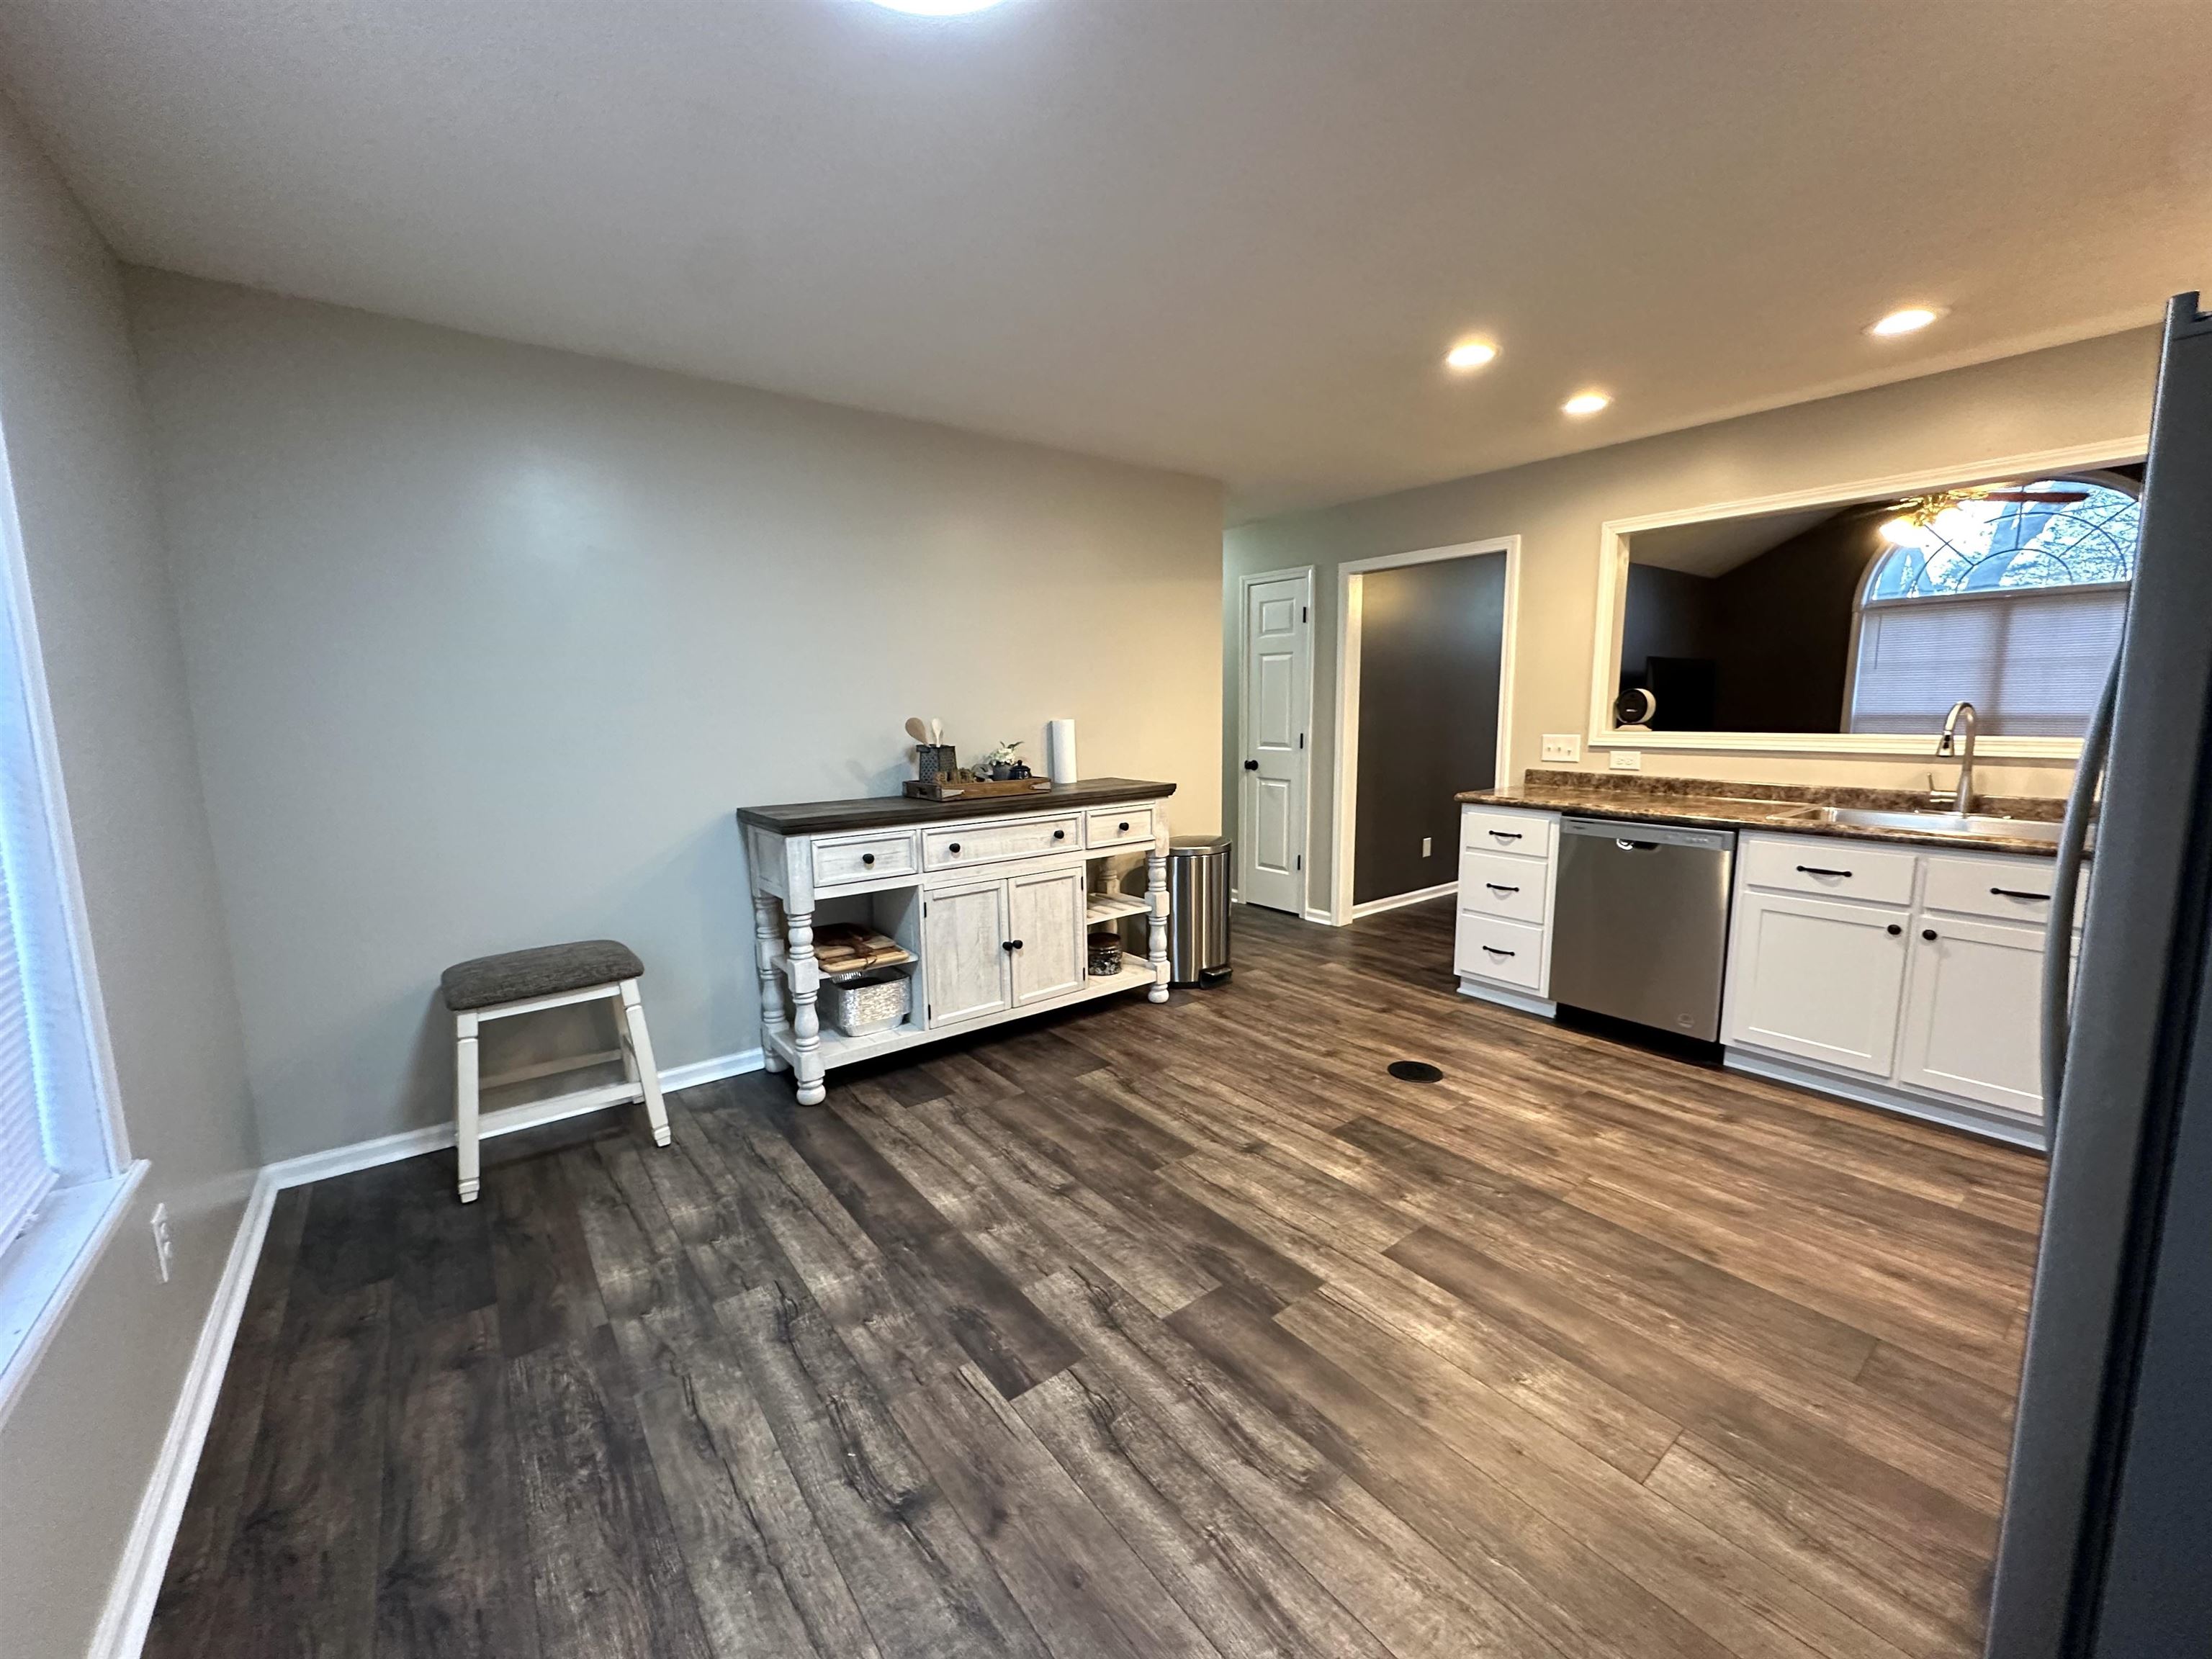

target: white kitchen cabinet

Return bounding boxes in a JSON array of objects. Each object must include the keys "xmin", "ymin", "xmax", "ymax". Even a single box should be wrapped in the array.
[
  {"xmin": 1896, "ymin": 914, "xmax": 2061, "ymax": 1117},
  {"xmin": 1452, "ymin": 804, "xmax": 1560, "ymax": 1007},
  {"xmin": 1008, "ymin": 866, "xmax": 1087, "ymax": 1005},
  {"xmin": 1723, "ymin": 888, "xmax": 1910, "ymax": 1077},
  {"xmin": 925, "ymin": 878, "xmax": 1014, "ymax": 1025}
]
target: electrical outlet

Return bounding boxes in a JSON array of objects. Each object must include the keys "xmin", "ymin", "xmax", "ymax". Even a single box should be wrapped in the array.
[
  {"xmin": 150, "ymin": 1202, "xmax": 174, "ymax": 1283},
  {"xmin": 1421, "ymin": 836, "xmax": 1432, "ymax": 857},
  {"xmin": 1540, "ymin": 733, "xmax": 1581, "ymax": 763},
  {"xmin": 1610, "ymin": 750, "xmax": 1643, "ymax": 771}
]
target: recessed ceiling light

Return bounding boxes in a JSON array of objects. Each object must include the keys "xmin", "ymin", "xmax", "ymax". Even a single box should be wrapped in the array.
[
  {"xmin": 1444, "ymin": 340, "xmax": 1498, "ymax": 372},
  {"xmin": 865, "ymin": 0, "xmax": 1011, "ymax": 13},
  {"xmin": 1561, "ymin": 391, "xmax": 1611, "ymax": 417},
  {"xmin": 1869, "ymin": 306, "xmax": 1941, "ymax": 337}
]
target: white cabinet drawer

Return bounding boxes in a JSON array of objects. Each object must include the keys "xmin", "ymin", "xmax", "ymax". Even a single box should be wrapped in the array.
[
  {"xmin": 1454, "ymin": 912, "xmax": 1546, "ymax": 992},
  {"xmin": 925, "ymin": 814, "xmax": 1082, "ymax": 872},
  {"xmin": 1457, "ymin": 849, "xmax": 1547, "ymax": 925},
  {"xmin": 812, "ymin": 830, "xmax": 919, "ymax": 888},
  {"xmin": 1462, "ymin": 806, "xmax": 1554, "ymax": 860},
  {"xmin": 1740, "ymin": 833, "xmax": 1916, "ymax": 907},
  {"xmin": 1920, "ymin": 850, "xmax": 2082, "ymax": 927},
  {"xmin": 1085, "ymin": 805, "xmax": 1155, "ymax": 849}
]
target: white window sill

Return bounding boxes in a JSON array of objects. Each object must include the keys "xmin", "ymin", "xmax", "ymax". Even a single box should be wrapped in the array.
[{"xmin": 0, "ymin": 1159, "xmax": 148, "ymax": 1427}]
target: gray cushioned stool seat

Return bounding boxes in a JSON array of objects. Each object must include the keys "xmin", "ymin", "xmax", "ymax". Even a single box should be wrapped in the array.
[{"xmin": 441, "ymin": 939, "xmax": 644, "ymax": 1012}]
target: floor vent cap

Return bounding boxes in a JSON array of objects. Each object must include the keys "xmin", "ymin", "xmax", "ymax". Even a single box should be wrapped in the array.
[{"xmin": 1387, "ymin": 1060, "xmax": 1444, "ymax": 1083}]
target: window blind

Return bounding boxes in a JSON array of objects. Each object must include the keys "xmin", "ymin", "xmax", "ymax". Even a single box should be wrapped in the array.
[
  {"xmin": 1848, "ymin": 584, "xmax": 2127, "ymax": 738},
  {"xmin": 0, "ymin": 799, "xmax": 53, "ymax": 1250}
]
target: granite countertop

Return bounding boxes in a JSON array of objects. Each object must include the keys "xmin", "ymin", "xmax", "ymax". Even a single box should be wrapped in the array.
[
  {"xmin": 1457, "ymin": 772, "xmax": 2071, "ymax": 858},
  {"xmin": 737, "ymin": 777, "xmax": 1175, "ymax": 835}
]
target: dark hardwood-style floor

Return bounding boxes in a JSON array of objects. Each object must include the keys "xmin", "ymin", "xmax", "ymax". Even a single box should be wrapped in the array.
[{"xmin": 148, "ymin": 899, "xmax": 2048, "ymax": 1659}]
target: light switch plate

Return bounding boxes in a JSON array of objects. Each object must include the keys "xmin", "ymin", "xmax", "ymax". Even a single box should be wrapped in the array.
[
  {"xmin": 1610, "ymin": 751, "xmax": 1642, "ymax": 770},
  {"xmin": 1421, "ymin": 836, "xmax": 1432, "ymax": 857},
  {"xmin": 1540, "ymin": 733, "xmax": 1581, "ymax": 763}
]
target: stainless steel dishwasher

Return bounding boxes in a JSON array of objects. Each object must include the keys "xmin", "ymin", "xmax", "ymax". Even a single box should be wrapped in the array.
[{"xmin": 1550, "ymin": 817, "xmax": 1736, "ymax": 1040}]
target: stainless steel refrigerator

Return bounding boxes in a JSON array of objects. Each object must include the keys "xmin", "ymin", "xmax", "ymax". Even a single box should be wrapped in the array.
[{"xmin": 1986, "ymin": 292, "xmax": 2212, "ymax": 1655}]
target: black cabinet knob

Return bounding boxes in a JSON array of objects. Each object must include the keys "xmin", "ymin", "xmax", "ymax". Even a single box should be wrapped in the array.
[
  {"xmin": 1053, "ymin": 829, "xmax": 1066, "ymax": 840},
  {"xmin": 861, "ymin": 853, "xmax": 876, "ymax": 866},
  {"xmin": 1886, "ymin": 923, "xmax": 1901, "ymax": 936},
  {"xmin": 1244, "ymin": 759, "xmax": 1259, "ymax": 770},
  {"xmin": 1000, "ymin": 938, "xmax": 1025, "ymax": 952},
  {"xmin": 1922, "ymin": 928, "xmax": 1938, "ymax": 941},
  {"xmin": 948, "ymin": 842, "xmax": 961, "ymax": 854},
  {"xmin": 1118, "ymin": 821, "xmax": 1130, "ymax": 832}
]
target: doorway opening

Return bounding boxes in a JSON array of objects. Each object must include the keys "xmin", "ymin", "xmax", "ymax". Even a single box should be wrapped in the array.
[{"xmin": 1333, "ymin": 537, "xmax": 1519, "ymax": 922}]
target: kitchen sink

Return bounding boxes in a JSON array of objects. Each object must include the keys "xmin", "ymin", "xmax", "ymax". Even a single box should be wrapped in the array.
[{"xmin": 1802, "ymin": 805, "xmax": 2067, "ymax": 845}]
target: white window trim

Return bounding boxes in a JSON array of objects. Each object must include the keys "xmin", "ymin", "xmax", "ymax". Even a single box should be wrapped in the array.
[
  {"xmin": 0, "ymin": 408, "xmax": 136, "ymax": 1424},
  {"xmin": 1584, "ymin": 436, "xmax": 2149, "ymax": 757}
]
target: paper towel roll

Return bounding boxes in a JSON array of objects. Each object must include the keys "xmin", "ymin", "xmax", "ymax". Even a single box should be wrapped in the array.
[{"xmin": 1046, "ymin": 719, "xmax": 1079, "ymax": 785}]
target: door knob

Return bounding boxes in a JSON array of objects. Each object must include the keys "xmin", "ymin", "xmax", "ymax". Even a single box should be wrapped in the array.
[{"xmin": 1244, "ymin": 759, "xmax": 1259, "ymax": 770}]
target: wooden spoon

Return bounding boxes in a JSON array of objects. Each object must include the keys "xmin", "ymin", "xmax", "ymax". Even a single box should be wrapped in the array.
[{"xmin": 904, "ymin": 717, "xmax": 930, "ymax": 745}]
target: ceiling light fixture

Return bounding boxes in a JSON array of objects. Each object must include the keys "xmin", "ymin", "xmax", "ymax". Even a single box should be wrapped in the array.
[
  {"xmin": 865, "ymin": 0, "xmax": 1012, "ymax": 13},
  {"xmin": 1869, "ymin": 306, "xmax": 1941, "ymax": 338},
  {"xmin": 1444, "ymin": 340, "xmax": 1498, "ymax": 372},
  {"xmin": 1561, "ymin": 391, "xmax": 1611, "ymax": 416}
]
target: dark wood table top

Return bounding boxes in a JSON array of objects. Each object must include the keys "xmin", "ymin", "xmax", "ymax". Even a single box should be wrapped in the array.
[{"xmin": 735, "ymin": 777, "xmax": 1176, "ymax": 835}]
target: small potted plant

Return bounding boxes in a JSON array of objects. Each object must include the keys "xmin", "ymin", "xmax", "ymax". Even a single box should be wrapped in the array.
[{"xmin": 979, "ymin": 739, "xmax": 1030, "ymax": 781}]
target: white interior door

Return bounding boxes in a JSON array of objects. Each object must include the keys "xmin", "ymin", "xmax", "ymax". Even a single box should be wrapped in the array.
[{"xmin": 1241, "ymin": 574, "xmax": 1310, "ymax": 914}]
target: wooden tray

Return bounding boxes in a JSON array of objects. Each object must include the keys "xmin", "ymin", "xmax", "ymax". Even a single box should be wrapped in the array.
[{"xmin": 903, "ymin": 776, "xmax": 1053, "ymax": 801}]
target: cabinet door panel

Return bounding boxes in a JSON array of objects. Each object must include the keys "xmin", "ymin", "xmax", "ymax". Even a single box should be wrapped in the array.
[
  {"xmin": 1009, "ymin": 868, "xmax": 1086, "ymax": 1004},
  {"xmin": 925, "ymin": 880, "xmax": 1011, "ymax": 1026},
  {"xmin": 1723, "ymin": 889, "xmax": 1909, "ymax": 1076},
  {"xmin": 1897, "ymin": 914, "xmax": 2059, "ymax": 1118}
]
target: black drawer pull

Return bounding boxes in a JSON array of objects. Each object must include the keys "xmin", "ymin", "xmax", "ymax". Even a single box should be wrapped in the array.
[
  {"xmin": 861, "ymin": 853, "xmax": 876, "ymax": 866},
  {"xmin": 1887, "ymin": 924, "xmax": 1902, "ymax": 936},
  {"xmin": 1990, "ymin": 886, "xmax": 2050, "ymax": 902},
  {"xmin": 1922, "ymin": 928, "xmax": 1938, "ymax": 941},
  {"xmin": 1484, "ymin": 882, "xmax": 1520, "ymax": 895},
  {"xmin": 1796, "ymin": 864, "xmax": 1853, "ymax": 878},
  {"xmin": 1118, "ymin": 821, "xmax": 1130, "ymax": 832},
  {"xmin": 1002, "ymin": 938, "xmax": 1026, "ymax": 952},
  {"xmin": 1053, "ymin": 829, "xmax": 1066, "ymax": 840},
  {"xmin": 1488, "ymin": 830, "xmax": 1522, "ymax": 841},
  {"xmin": 1481, "ymin": 945, "xmax": 1516, "ymax": 958},
  {"xmin": 948, "ymin": 842, "xmax": 961, "ymax": 854}
]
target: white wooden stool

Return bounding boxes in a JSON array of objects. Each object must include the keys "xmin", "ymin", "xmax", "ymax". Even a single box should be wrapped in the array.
[{"xmin": 439, "ymin": 938, "xmax": 671, "ymax": 1202}]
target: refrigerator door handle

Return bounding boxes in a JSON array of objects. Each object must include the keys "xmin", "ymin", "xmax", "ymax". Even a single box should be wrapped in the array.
[{"xmin": 2041, "ymin": 659, "xmax": 2120, "ymax": 1118}]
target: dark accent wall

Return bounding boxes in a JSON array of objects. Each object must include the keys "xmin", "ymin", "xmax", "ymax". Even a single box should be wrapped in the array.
[
  {"xmin": 1619, "ymin": 506, "xmax": 1887, "ymax": 732},
  {"xmin": 1353, "ymin": 553, "xmax": 1504, "ymax": 905}
]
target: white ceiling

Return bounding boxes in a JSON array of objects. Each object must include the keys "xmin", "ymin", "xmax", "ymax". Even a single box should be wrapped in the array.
[{"xmin": 1, "ymin": 1, "xmax": 2206, "ymax": 521}]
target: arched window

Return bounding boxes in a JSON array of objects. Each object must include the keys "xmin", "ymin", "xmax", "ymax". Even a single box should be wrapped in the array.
[{"xmin": 1846, "ymin": 474, "xmax": 2138, "ymax": 737}]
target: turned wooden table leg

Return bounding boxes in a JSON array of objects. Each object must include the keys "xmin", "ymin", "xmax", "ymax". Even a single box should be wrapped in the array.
[
  {"xmin": 785, "ymin": 902, "xmax": 827, "ymax": 1104},
  {"xmin": 754, "ymin": 892, "xmax": 791, "ymax": 1072},
  {"xmin": 1146, "ymin": 846, "xmax": 1170, "ymax": 1003}
]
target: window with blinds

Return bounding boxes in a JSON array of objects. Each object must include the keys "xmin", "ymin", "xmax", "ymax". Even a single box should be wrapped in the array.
[
  {"xmin": 1847, "ymin": 472, "xmax": 2138, "ymax": 739},
  {"xmin": 0, "ymin": 822, "xmax": 52, "ymax": 1250},
  {"xmin": 1848, "ymin": 583, "xmax": 2129, "ymax": 737}
]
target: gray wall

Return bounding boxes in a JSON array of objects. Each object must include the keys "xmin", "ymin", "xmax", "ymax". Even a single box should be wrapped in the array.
[
  {"xmin": 0, "ymin": 99, "xmax": 259, "ymax": 1655},
  {"xmin": 125, "ymin": 271, "xmax": 1226, "ymax": 1161},
  {"xmin": 1224, "ymin": 328, "xmax": 2160, "ymax": 913},
  {"xmin": 1353, "ymin": 553, "xmax": 1503, "ymax": 905}
]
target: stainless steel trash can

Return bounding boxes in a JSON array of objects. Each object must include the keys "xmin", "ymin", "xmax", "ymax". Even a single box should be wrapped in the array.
[{"xmin": 1167, "ymin": 837, "xmax": 1232, "ymax": 986}]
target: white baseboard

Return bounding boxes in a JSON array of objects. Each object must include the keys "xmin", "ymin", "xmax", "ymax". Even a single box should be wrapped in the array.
[
  {"xmin": 1456, "ymin": 977, "xmax": 1558, "ymax": 1020},
  {"xmin": 259, "ymin": 1046, "xmax": 763, "ymax": 1192},
  {"xmin": 1722, "ymin": 1048, "xmax": 2047, "ymax": 1151},
  {"xmin": 89, "ymin": 1166, "xmax": 278, "ymax": 1659},
  {"xmin": 1301, "ymin": 906, "xmax": 1339, "ymax": 927},
  {"xmin": 87, "ymin": 1042, "xmax": 762, "ymax": 1658},
  {"xmin": 1348, "ymin": 881, "xmax": 1457, "ymax": 922}
]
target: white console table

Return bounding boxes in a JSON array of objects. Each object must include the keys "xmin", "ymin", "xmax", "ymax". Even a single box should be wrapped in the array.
[{"xmin": 736, "ymin": 778, "xmax": 1174, "ymax": 1103}]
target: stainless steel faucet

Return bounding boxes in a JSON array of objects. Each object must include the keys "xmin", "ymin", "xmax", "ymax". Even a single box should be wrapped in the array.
[{"xmin": 1936, "ymin": 700, "xmax": 1979, "ymax": 814}]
